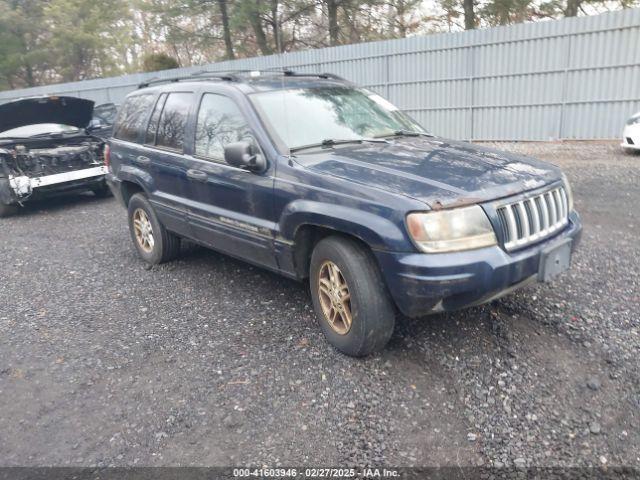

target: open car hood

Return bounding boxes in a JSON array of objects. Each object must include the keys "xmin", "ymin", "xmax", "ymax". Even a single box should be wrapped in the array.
[{"xmin": 0, "ymin": 96, "xmax": 95, "ymax": 133}]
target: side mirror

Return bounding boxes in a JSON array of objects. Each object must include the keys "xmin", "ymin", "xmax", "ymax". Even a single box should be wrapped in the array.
[{"xmin": 224, "ymin": 141, "xmax": 266, "ymax": 172}]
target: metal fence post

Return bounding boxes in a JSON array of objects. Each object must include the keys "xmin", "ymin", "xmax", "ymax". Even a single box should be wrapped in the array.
[
  {"xmin": 385, "ymin": 55, "xmax": 391, "ymax": 99},
  {"xmin": 469, "ymin": 44, "xmax": 476, "ymax": 141},
  {"xmin": 558, "ymin": 34, "xmax": 573, "ymax": 140}
]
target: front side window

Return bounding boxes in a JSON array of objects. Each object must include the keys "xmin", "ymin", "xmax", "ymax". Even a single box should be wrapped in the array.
[
  {"xmin": 250, "ymin": 87, "xmax": 425, "ymax": 151},
  {"xmin": 195, "ymin": 94, "xmax": 253, "ymax": 162},
  {"xmin": 155, "ymin": 92, "xmax": 193, "ymax": 151},
  {"xmin": 113, "ymin": 94, "xmax": 155, "ymax": 143}
]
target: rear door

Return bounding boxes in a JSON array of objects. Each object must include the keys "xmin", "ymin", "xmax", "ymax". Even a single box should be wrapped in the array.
[
  {"xmin": 182, "ymin": 90, "xmax": 277, "ymax": 269},
  {"xmin": 110, "ymin": 92, "xmax": 156, "ymax": 179},
  {"xmin": 140, "ymin": 91, "xmax": 195, "ymax": 236}
]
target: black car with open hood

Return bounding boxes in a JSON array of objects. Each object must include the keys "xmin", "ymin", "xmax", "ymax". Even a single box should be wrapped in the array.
[
  {"xmin": 0, "ymin": 96, "xmax": 94, "ymax": 133},
  {"xmin": 0, "ymin": 95, "xmax": 110, "ymax": 217}
]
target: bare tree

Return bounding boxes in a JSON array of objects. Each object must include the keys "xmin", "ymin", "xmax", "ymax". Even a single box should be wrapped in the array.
[
  {"xmin": 217, "ymin": 0, "xmax": 236, "ymax": 59},
  {"xmin": 463, "ymin": 0, "xmax": 475, "ymax": 28}
]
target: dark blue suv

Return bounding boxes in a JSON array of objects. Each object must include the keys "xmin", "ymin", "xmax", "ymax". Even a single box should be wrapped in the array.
[{"xmin": 106, "ymin": 71, "xmax": 582, "ymax": 356}]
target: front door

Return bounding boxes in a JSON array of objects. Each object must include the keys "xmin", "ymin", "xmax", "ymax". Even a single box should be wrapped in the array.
[{"xmin": 183, "ymin": 92, "xmax": 277, "ymax": 269}]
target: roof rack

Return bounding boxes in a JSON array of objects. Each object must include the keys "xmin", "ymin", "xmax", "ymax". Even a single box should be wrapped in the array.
[
  {"xmin": 137, "ymin": 69, "xmax": 346, "ymax": 89},
  {"xmin": 138, "ymin": 72, "xmax": 240, "ymax": 88}
]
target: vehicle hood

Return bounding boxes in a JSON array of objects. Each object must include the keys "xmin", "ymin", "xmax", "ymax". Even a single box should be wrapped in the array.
[
  {"xmin": 294, "ymin": 137, "xmax": 563, "ymax": 208},
  {"xmin": 0, "ymin": 96, "xmax": 95, "ymax": 133}
]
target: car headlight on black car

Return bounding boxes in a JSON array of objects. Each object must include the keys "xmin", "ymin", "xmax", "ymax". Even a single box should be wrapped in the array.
[
  {"xmin": 406, "ymin": 205, "xmax": 497, "ymax": 253},
  {"xmin": 561, "ymin": 172, "xmax": 574, "ymax": 212}
]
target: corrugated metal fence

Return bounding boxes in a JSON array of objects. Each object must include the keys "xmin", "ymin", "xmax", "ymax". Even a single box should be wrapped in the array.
[{"xmin": 1, "ymin": 8, "xmax": 639, "ymax": 140}]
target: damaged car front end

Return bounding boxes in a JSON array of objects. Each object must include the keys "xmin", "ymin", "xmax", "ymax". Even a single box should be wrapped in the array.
[{"xmin": 0, "ymin": 96, "xmax": 109, "ymax": 217}]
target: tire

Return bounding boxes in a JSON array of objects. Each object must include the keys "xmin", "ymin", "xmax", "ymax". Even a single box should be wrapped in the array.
[
  {"xmin": 92, "ymin": 181, "xmax": 112, "ymax": 198},
  {"xmin": 309, "ymin": 236, "xmax": 395, "ymax": 357},
  {"xmin": 127, "ymin": 193, "xmax": 180, "ymax": 264},
  {"xmin": 0, "ymin": 202, "xmax": 19, "ymax": 218}
]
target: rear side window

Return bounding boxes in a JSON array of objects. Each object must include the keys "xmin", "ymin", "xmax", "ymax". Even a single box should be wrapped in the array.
[
  {"xmin": 195, "ymin": 94, "xmax": 252, "ymax": 162},
  {"xmin": 155, "ymin": 92, "xmax": 193, "ymax": 151},
  {"xmin": 113, "ymin": 94, "xmax": 155, "ymax": 142},
  {"xmin": 145, "ymin": 93, "xmax": 167, "ymax": 145}
]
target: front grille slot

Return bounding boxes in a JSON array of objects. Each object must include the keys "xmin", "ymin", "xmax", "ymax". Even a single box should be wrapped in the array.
[
  {"xmin": 627, "ymin": 137, "xmax": 635, "ymax": 145},
  {"xmin": 497, "ymin": 186, "xmax": 569, "ymax": 251}
]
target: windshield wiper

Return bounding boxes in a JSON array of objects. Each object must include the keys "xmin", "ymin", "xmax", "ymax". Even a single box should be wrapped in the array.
[
  {"xmin": 290, "ymin": 137, "xmax": 389, "ymax": 153},
  {"xmin": 376, "ymin": 130, "xmax": 434, "ymax": 138},
  {"xmin": 28, "ymin": 132, "xmax": 68, "ymax": 138}
]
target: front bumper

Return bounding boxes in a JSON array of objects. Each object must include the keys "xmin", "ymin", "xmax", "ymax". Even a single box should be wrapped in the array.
[
  {"xmin": 374, "ymin": 211, "xmax": 582, "ymax": 317},
  {"xmin": 0, "ymin": 166, "xmax": 108, "ymax": 205},
  {"xmin": 621, "ymin": 123, "xmax": 640, "ymax": 150}
]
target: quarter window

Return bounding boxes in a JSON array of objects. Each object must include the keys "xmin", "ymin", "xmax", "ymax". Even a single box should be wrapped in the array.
[
  {"xmin": 195, "ymin": 94, "xmax": 252, "ymax": 161},
  {"xmin": 155, "ymin": 92, "xmax": 193, "ymax": 151},
  {"xmin": 113, "ymin": 94, "xmax": 155, "ymax": 143},
  {"xmin": 145, "ymin": 93, "xmax": 167, "ymax": 145}
]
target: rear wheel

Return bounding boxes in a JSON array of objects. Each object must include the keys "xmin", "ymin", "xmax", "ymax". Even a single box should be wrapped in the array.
[
  {"xmin": 309, "ymin": 236, "xmax": 395, "ymax": 357},
  {"xmin": 127, "ymin": 193, "xmax": 180, "ymax": 264}
]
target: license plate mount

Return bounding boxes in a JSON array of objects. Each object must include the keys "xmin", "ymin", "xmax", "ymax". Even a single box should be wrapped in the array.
[{"xmin": 538, "ymin": 239, "xmax": 572, "ymax": 283}]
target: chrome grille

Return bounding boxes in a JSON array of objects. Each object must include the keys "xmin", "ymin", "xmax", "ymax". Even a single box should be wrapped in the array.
[{"xmin": 497, "ymin": 186, "xmax": 569, "ymax": 251}]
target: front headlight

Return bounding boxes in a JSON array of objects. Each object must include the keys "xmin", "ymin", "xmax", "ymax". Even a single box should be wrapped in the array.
[
  {"xmin": 561, "ymin": 173, "xmax": 574, "ymax": 212},
  {"xmin": 406, "ymin": 205, "xmax": 497, "ymax": 253}
]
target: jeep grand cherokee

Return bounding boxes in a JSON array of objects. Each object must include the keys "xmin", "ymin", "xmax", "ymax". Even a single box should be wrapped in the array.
[{"xmin": 106, "ymin": 71, "xmax": 582, "ymax": 356}]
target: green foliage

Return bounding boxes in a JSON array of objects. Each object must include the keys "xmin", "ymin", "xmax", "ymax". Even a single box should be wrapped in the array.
[
  {"xmin": 142, "ymin": 52, "xmax": 180, "ymax": 71},
  {"xmin": 0, "ymin": 0, "xmax": 638, "ymax": 91},
  {"xmin": 44, "ymin": 0, "xmax": 132, "ymax": 81},
  {"xmin": 480, "ymin": 0, "xmax": 537, "ymax": 25},
  {"xmin": 0, "ymin": 0, "xmax": 50, "ymax": 88}
]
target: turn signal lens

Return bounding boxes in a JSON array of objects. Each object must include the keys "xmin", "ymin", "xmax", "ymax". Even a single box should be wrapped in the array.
[
  {"xmin": 104, "ymin": 144, "xmax": 111, "ymax": 169},
  {"xmin": 561, "ymin": 173, "xmax": 574, "ymax": 212}
]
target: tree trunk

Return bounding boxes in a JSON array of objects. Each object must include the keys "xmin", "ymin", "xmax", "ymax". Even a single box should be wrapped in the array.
[
  {"xmin": 327, "ymin": 0, "xmax": 339, "ymax": 46},
  {"xmin": 24, "ymin": 63, "xmax": 35, "ymax": 87},
  {"xmin": 564, "ymin": 0, "xmax": 581, "ymax": 17},
  {"xmin": 463, "ymin": 0, "xmax": 475, "ymax": 30},
  {"xmin": 396, "ymin": 1, "xmax": 408, "ymax": 38},
  {"xmin": 271, "ymin": 0, "xmax": 282, "ymax": 53},
  {"xmin": 249, "ymin": 3, "xmax": 273, "ymax": 55},
  {"xmin": 217, "ymin": 0, "xmax": 235, "ymax": 59}
]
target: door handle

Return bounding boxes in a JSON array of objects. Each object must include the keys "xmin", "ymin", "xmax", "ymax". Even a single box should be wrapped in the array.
[
  {"xmin": 186, "ymin": 169, "xmax": 208, "ymax": 182},
  {"xmin": 132, "ymin": 155, "xmax": 151, "ymax": 166}
]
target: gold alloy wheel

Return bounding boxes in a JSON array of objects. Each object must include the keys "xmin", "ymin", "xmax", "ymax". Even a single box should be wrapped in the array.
[
  {"xmin": 318, "ymin": 260, "xmax": 352, "ymax": 335},
  {"xmin": 133, "ymin": 208, "xmax": 155, "ymax": 253}
]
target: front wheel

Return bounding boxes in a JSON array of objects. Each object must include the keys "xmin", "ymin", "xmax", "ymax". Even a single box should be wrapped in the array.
[
  {"xmin": 0, "ymin": 202, "xmax": 19, "ymax": 218},
  {"xmin": 92, "ymin": 181, "xmax": 112, "ymax": 198},
  {"xmin": 127, "ymin": 193, "xmax": 180, "ymax": 264},
  {"xmin": 309, "ymin": 236, "xmax": 396, "ymax": 357}
]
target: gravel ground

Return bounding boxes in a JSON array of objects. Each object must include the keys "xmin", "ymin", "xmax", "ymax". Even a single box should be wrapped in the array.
[{"xmin": 0, "ymin": 141, "xmax": 638, "ymax": 471}]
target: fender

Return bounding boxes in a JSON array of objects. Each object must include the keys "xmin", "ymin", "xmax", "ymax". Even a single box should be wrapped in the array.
[
  {"xmin": 279, "ymin": 199, "xmax": 411, "ymax": 252},
  {"xmin": 116, "ymin": 164, "xmax": 155, "ymax": 195}
]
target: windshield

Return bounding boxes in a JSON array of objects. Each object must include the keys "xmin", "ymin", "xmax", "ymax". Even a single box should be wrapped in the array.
[
  {"xmin": 92, "ymin": 104, "xmax": 119, "ymax": 126},
  {"xmin": 250, "ymin": 86, "xmax": 425, "ymax": 151},
  {"xmin": 0, "ymin": 123, "xmax": 80, "ymax": 138}
]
